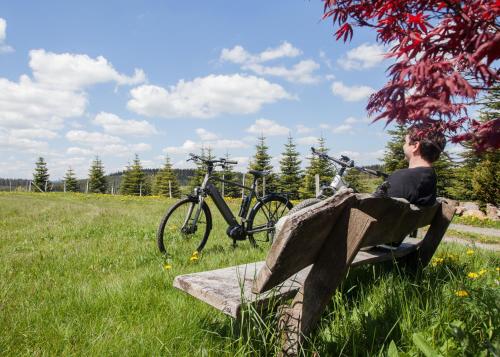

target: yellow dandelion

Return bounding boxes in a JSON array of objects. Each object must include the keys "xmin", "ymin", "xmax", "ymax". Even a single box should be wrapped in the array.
[
  {"xmin": 496, "ymin": 267, "xmax": 500, "ymax": 272},
  {"xmin": 466, "ymin": 249, "xmax": 474, "ymax": 255},
  {"xmin": 163, "ymin": 263, "xmax": 172, "ymax": 270},
  {"xmin": 467, "ymin": 272, "xmax": 479, "ymax": 279},
  {"xmin": 189, "ymin": 255, "xmax": 199, "ymax": 262},
  {"xmin": 478, "ymin": 269, "xmax": 487, "ymax": 276},
  {"xmin": 455, "ymin": 290, "xmax": 469, "ymax": 297}
]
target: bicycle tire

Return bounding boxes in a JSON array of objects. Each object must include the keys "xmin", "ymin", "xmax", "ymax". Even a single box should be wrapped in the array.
[
  {"xmin": 246, "ymin": 194, "xmax": 293, "ymax": 245},
  {"xmin": 157, "ymin": 197, "xmax": 212, "ymax": 258},
  {"xmin": 288, "ymin": 198, "xmax": 322, "ymax": 215}
]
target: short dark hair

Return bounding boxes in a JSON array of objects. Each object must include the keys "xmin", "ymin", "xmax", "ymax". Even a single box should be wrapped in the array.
[{"xmin": 408, "ymin": 126, "xmax": 446, "ymax": 163}]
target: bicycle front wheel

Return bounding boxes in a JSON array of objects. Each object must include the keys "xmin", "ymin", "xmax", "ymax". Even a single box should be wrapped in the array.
[
  {"xmin": 247, "ymin": 194, "xmax": 293, "ymax": 246},
  {"xmin": 157, "ymin": 197, "xmax": 212, "ymax": 259}
]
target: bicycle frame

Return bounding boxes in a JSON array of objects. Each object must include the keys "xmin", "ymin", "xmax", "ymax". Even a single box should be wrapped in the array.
[{"xmin": 191, "ymin": 171, "xmax": 259, "ymax": 229}]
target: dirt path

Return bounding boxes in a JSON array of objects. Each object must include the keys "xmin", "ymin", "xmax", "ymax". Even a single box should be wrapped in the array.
[
  {"xmin": 449, "ymin": 223, "xmax": 500, "ymax": 237},
  {"xmin": 443, "ymin": 236, "xmax": 500, "ymax": 251}
]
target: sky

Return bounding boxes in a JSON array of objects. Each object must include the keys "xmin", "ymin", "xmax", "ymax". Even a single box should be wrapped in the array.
[{"xmin": 0, "ymin": 1, "xmax": 402, "ymax": 180}]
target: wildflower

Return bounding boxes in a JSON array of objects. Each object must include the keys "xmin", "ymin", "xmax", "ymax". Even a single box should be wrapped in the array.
[
  {"xmin": 496, "ymin": 267, "xmax": 499, "ymax": 272},
  {"xmin": 478, "ymin": 269, "xmax": 487, "ymax": 276},
  {"xmin": 163, "ymin": 263, "xmax": 172, "ymax": 270},
  {"xmin": 455, "ymin": 290, "xmax": 469, "ymax": 297},
  {"xmin": 466, "ymin": 249, "xmax": 474, "ymax": 255},
  {"xmin": 467, "ymin": 272, "xmax": 479, "ymax": 279},
  {"xmin": 190, "ymin": 251, "xmax": 199, "ymax": 262},
  {"xmin": 431, "ymin": 257, "xmax": 444, "ymax": 266}
]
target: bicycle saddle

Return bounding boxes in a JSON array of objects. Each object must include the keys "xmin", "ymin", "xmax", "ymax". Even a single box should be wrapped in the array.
[{"xmin": 248, "ymin": 169, "xmax": 270, "ymax": 177}]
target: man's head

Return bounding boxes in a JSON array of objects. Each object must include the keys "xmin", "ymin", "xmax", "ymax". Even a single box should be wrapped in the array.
[{"xmin": 403, "ymin": 126, "xmax": 446, "ymax": 164}]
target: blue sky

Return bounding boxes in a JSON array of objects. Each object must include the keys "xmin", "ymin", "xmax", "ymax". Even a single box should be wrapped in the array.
[{"xmin": 0, "ymin": 1, "xmax": 399, "ymax": 179}]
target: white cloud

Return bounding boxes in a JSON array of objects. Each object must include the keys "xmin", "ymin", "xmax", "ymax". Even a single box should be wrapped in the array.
[
  {"xmin": 92, "ymin": 112, "xmax": 157, "ymax": 136},
  {"xmin": 0, "ymin": 75, "xmax": 87, "ymax": 130},
  {"xmin": 163, "ymin": 137, "xmax": 247, "ymax": 155},
  {"xmin": 297, "ymin": 136, "xmax": 318, "ymax": 145},
  {"xmin": 331, "ymin": 81, "xmax": 375, "ymax": 102},
  {"xmin": 319, "ymin": 50, "xmax": 333, "ymax": 69},
  {"xmin": 128, "ymin": 74, "xmax": 291, "ymax": 119},
  {"xmin": 196, "ymin": 128, "xmax": 218, "ymax": 141},
  {"xmin": 66, "ymin": 147, "xmax": 93, "ymax": 156},
  {"xmin": 244, "ymin": 60, "xmax": 320, "ymax": 84},
  {"xmin": 220, "ymin": 43, "xmax": 319, "ymax": 84},
  {"xmin": 344, "ymin": 116, "xmax": 371, "ymax": 124},
  {"xmin": 0, "ymin": 50, "xmax": 147, "ymax": 131},
  {"xmin": 9, "ymin": 128, "xmax": 58, "ymax": 139},
  {"xmin": 296, "ymin": 124, "xmax": 313, "ymax": 134},
  {"xmin": 332, "ymin": 124, "xmax": 353, "ymax": 134},
  {"xmin": 338, "ymin": 43, "xmax": 385, "ymax": 70},
  {"xmin": 0, "ymin": 128, "xmax": 49, "ymax": 152},
  {"xmin": 130, "ymin": 143, "xmax": 152, "ymax": 152},
  {"xmin": 246, "ymin": 118, "xmax": 289, "ymax": 136},
  {"xmin": 29, "ymin": 49, "xmax": 146, "ymax": 90},
  {"xmin": 0, "ymin": 18, "xmax": 14, "ymax": 54},
  {"xmin": 220, "ymin": 41, "xmax": 302, "ymax": 64},
  {"xmin": 66, "ymin": 130, "xmax": 123, "ymax": 145},
  {"xmin": 319, "ymin": 123, "xmax": 331, "ymax": 129}
]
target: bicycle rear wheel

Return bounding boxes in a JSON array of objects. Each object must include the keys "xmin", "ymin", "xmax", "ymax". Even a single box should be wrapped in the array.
[
  {"xmin": 157, "ymin": 197, "xmax": 212, "ymax": 260},
  {"xmin": 247, "ymin": 194, "xmax": 293, "ymax": 245}
]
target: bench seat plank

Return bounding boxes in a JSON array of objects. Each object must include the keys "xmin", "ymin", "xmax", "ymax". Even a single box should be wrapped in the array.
[{"xmin": 173, "ymin": 239, "xmax": 421, "ymax": 318}]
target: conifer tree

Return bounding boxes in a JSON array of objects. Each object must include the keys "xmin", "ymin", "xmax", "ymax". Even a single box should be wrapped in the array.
[
  {"xmin": 64, "ymin": 167, "xmax": 79, "ymax": 192},
  {"xmin": 155, "ymin": 156, "xmax": 181, "ymax": 198},
  {"xmin": 33, "ymin": 157, "xmax": 50, "ymax": 192},
  {"xmin": 120, "ymin": 154, "xmax": 150, "ymax": 195},
  {"xmin": 470, "ymin": 88, "xmax": 500, "ymax": 205},
  {"xmin": 221, "ymin": 152, "xmax": 240, "ymax": 198},
  {"xmin": 249, "ymin": 134, "xmax": 277, "ymax": 195},
  {"xmin": 299, "ymin": 136, "xmax": 334, "ymax": 198},
  {"xmin": 383, "ymin": 124, "xmax": 408, "ymax": 174},
  {"xmin": 344, "ymin": 169, "xmax": 367, "ymax": 193},
  {"xmin": 188, "ymin": 147, "xmax": 208, "ymax": 192},
  {"xmin": 278, "ymin": 134, "xmax": 302, "ymax": 199},
  {"xmin": 88, "ymin": 156, "xmax": 107, "ymax": 193}
]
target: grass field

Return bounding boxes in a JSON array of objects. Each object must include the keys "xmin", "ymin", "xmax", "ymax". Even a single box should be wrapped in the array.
[{"xmin": 1, "ymin": 193, "xmax": 499, "ymax": 356}]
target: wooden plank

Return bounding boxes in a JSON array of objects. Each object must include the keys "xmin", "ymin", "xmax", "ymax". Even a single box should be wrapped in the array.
[
  {"xmin": 173, "ymin": 240, "xmax": 421, "ymax": 318},
  {"xmin": 253, "ymin": 190, "xmax": 357, "ymax": 294}
]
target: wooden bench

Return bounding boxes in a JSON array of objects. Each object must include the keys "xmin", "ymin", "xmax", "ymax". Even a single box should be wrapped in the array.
[{"xmin": 173, "ymin": 190, "xmax": 456, "ymax": 355}]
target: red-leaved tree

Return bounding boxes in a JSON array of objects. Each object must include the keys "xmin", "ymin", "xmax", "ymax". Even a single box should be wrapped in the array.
[{"xmin": 323, "ymin": 0, "xmax": 499, "ymax": 150}]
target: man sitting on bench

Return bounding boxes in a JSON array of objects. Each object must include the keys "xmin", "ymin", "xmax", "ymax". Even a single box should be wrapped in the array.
[{"xmin": 384, "ymin": 126, "xmax": 446, "ymax": 206}]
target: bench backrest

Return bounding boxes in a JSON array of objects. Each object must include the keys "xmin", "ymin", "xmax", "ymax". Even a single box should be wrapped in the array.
[{"xmin": 253, "ymin": 191, "xmax": 444, "ymax": 293}]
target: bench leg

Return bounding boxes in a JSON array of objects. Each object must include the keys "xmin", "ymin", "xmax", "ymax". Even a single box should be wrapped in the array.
[
  {"xmin": 278, "ymin": 208, "xmax": 376, "ymax": 355},
  {"xmin": 402, "ymin": 202, "xmax": 455, "ymax": 269}
]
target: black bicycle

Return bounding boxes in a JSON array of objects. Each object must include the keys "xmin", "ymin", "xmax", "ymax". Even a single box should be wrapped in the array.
[{"xmin": 157, "ymin": 153, "xmax": 293, "ymax": 259}]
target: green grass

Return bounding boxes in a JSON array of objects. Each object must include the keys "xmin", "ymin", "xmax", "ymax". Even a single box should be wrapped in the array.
[
  {"xmin": 453, "ymin": 215, "xmax": 500, "ymax": 229},
  {"xmin": 445, "ymin": 229, "xmax": 500, "ymax": 244},
  {"xmin": 1, "ymin": 192, "xmax": 499, "ymax": 356}
]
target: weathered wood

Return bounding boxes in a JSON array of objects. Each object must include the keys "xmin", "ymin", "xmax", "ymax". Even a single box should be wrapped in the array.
[
  {"xmin": 173, "ymin": 240, "xmax": 422, "ymax": 318},
  {"xmin": 402, "ymin": 200, "xmax": 455, "ymax": 268},
  {"xmin": 253, "ymin": 190, "xmax": 356, "ymax": 294},
  {"xmin": 355, "ymin": 194, "xmax": 440, "ymax": 247},
  {"xmin": 279, "ymin": 208, "xmax": 376, "ymax": 355}
]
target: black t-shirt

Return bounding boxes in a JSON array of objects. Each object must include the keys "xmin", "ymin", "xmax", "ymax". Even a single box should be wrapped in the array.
[{"xmin": 386, "ymin": 167, "xmax": 437, "ymax": 206}]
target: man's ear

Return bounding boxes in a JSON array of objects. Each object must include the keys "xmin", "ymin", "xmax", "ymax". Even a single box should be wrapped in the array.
[{"xmin": 412, "ymin": 141, "xmax": 421, "ymax": 155}]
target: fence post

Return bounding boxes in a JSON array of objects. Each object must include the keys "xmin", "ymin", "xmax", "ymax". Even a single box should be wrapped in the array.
[
  {"xmin": 28, "ymin": 181, "xmax": 31, "ymax": 192},
  {"xmin": 64, "ymin": 181, "xmax": 66, "ymax": 193},
  {"xmin": 139, "ymin": 183, "xmax": 142, "ymax": 197},
  {"xmin": 86, "ymin": 180, "xmax": 89, "ymax": 194},
  {"xmin": 168, "ymin": 180, "xmax": 172, "ymax": 198},
  {"xmin": 242, "ymin": 174, "xmax": 245, "ymax": 198},
  {"xmin": 44, "ymin": 180, "xmax": 48, "ymax": 192},
  {"xmin": 222, "ymin": 174, "xmax": 225, "ymax": 197},
  {"xmin": 263, "ymin": 176, "xmax": 266, "ymax": 196},
  {"xmin": 315, "ymin": 174, "xmax": 320, "ymax": 197}
]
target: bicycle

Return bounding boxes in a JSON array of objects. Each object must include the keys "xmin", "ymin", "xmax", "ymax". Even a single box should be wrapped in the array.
[
  {"xmin": 289, "ymin": 147, "xmax": 388, "ymax": 213},
  {"xmin": 157, "ymin": 153, "xmax": 293, "ymax": 259}
]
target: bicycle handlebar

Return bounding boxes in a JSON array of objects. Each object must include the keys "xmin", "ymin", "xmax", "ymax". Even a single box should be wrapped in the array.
[
  {"xmin": 310, "ymin": 147, "xmax": 388, "ymax": 178},
  {"xmin": 187, "ymin": 153, "xmax": 238, "ymax": 166}
]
